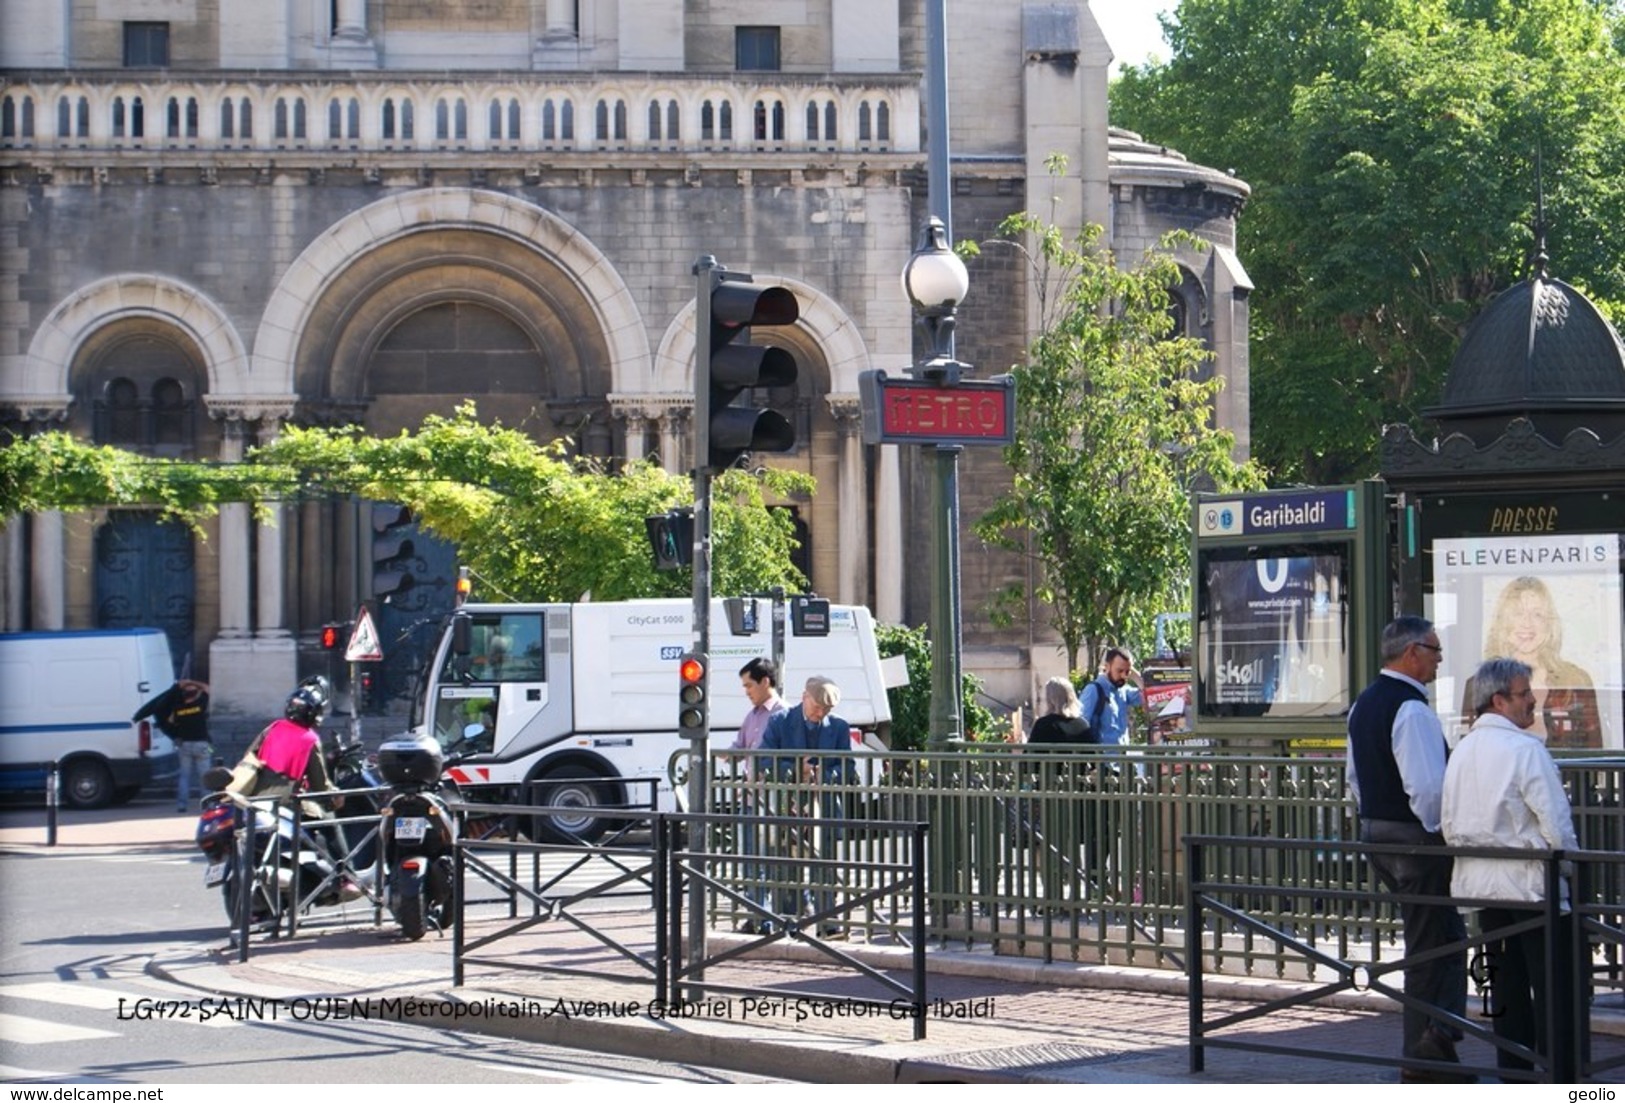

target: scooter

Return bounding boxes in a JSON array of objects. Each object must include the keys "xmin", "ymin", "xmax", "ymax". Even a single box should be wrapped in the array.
[
  {"xmin": 376, "ymin": 733, "xmax": 457, "ymax": 940},
  {"xmin": 197, "ymin": 730, "xmax": 378, "ymax": 925}
]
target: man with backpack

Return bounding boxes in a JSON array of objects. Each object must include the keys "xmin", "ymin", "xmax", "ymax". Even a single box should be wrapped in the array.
[{"xmin": 1076, "ymin": 649, "xmax": 1144, "ymax": 891}]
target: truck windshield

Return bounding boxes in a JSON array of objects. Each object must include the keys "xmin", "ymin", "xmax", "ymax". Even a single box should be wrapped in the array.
[{"xmin": 429, "ymin": 612, "xmax": 545, "ymax": 754}]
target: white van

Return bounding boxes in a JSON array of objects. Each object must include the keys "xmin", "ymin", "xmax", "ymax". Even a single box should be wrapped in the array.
[{"xmin": 0, "ymin": 628, "xmax": 180, "ymax": 807}]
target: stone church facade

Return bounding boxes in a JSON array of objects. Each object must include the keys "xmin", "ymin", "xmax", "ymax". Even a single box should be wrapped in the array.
[{"xmin": 0, "ymin": 1, "xmax": 1250, "ymax": 724}]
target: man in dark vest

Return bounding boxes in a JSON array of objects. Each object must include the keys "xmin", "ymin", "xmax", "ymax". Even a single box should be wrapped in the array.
[{"xmin": 1347, "ymin": 616, "xmax": 1468, "ymax": 1081}]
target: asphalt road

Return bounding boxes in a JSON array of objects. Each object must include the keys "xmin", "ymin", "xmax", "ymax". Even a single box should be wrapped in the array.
[{"xmin": 0, "ymin": 796, "xmax": 778, "ymax": 1085}]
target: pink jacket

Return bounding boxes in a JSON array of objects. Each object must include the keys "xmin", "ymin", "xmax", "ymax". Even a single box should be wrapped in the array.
[{"xmin": 257, "ymin": 718, "xmax": 318, "ymax": 783}]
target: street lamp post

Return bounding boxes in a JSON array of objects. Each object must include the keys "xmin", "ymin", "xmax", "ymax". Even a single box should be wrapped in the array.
[{"xmin": 902, "ymin": 217, "xmax": 971, "ymax": 742}]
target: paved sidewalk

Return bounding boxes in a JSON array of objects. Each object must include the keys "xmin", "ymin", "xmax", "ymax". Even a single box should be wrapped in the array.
[{"xmin": 7, "ymin": 804, "xmax": 1623, "ymax": 1084}]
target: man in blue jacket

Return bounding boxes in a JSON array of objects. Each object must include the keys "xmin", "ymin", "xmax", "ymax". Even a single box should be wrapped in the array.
[{"xmin": 759, "ymin": 676, "xmax": 851, "ymax": 935}]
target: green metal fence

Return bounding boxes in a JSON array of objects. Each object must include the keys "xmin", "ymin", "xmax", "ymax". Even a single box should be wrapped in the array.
[{"xmin": 706, "ymin": 746, "xmax": 1623, "ymax": 985}]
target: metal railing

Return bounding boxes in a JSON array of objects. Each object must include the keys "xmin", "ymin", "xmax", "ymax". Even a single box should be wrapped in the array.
[
  {"xmin": 1185, "ymin": 836, "xmax": 1622, "ymax": 1083},
  {"xmin": 449, "ymin": 796, "xmax": 929, "ymax": 1034},
  {"xmin": 220, "ymin": 784, "xmax": 382, "ymax": 960},
  {"xmin": 707, "ymin": 747, "xmax": 1623, "ymax": 980}
]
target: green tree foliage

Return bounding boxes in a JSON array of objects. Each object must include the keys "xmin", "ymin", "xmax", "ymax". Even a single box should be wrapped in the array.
[
  {"xmin": 1, "ymin": 405, "xmax": 811, "ymax": 602},
  {"xmin": 873, "ymin": 622, "xmax": 1000, "ymax": 750},
  {"xmin": 1111, "ymin": 0, "xmax": 1625, "ymax": 483},
  {"xmin": 968, "ymin": 190, "xmax": 1262, "ymax": 671}
]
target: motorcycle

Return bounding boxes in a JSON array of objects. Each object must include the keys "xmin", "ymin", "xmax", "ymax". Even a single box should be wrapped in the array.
[
  {"xmin": 197, "ymin": 729, "xmax": 380, "ymax": 926},
  {"xmin": 376, "ymin": 733, "xmax": 457, "ymax": 940}
]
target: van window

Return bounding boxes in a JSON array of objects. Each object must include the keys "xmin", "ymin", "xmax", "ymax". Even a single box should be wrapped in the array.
[{"xmin": 440, "ymin": 613, "xmax": 544, "ymax": 684}]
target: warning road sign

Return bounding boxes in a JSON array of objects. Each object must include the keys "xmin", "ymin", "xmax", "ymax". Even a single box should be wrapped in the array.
[{"xmin": 345, "ymin": 607, "xmax": 383, "ymax": 662}]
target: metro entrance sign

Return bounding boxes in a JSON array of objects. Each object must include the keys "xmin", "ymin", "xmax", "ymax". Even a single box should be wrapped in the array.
[{"xmin": 857, "ymin": 370, "xmax": 1016, "ymax": 446}]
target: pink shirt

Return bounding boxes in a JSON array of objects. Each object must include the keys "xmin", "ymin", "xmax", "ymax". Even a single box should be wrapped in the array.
[{"xmin": 257, "ymin": 718, "xmax": 318, "ymax": 782}]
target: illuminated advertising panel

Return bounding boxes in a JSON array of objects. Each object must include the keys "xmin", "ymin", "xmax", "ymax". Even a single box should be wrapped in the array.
[
  {"xmin": 1196, "ymin": 546, "xmax": 1351, "ymax": 718},
  {"xmin": 1429, "ymin": 532, "xmax": 1623, "ymax": 749}
]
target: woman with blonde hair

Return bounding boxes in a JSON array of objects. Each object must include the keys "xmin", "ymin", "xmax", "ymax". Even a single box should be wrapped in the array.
[
  {"xmin": 1028, "ymin": 676, "xmax": 1097, "ymax": 745},
  {"xmin": 1466, "ymin": 576, "xmax": 1602, "ymax": 749}
]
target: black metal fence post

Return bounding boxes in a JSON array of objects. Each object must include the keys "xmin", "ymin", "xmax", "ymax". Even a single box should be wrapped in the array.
[
  {"xmin": 45, "ymin": 760, "xmax": 59, "ymax": 846},
  {"xmin": 1186, "ymin": 835, "xmax": 1204, "ymax": 1074}
]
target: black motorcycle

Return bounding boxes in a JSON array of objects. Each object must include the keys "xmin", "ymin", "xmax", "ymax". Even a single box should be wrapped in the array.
[
  {"xmin": 376, "ymin": 734, "xmax": 456, "ymax": 940},
  {"xmin": 198, "ymin": 730, "xmax": 379, "ymax": 925}
]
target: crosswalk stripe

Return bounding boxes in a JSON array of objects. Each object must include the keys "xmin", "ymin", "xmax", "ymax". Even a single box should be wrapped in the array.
[
  {"xmin": 1, "ymin": 982, "xmax": 242, "ymax": 1028},
  {"xmin": 0, "ymin": 1063, "xmax": 76, "ymax": 1082},
  {"xmin": 0, "ymin": 1011, "xmax": 119, "ymax": 1044}
]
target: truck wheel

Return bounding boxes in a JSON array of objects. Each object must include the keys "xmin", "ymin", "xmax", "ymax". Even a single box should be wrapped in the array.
[
  {"xmin": 529, "ymin": 765, "xmax": 614, "ymax": 844},
  {"xmin": 63, "ymin": 760, "xmax": 115, "ymax": 809}
]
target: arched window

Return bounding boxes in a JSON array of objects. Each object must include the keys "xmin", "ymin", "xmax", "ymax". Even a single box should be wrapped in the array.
[
  {"xmin": 805, "ymin": 103, "xmax": 818, "ymax": 142},
  {"xmin": 330, "ymin": 98, "xmax": 343, "ymax": 139},
  {"xmin": 152, "ymin": 379, "xmax": 188, "ymax": 446},
  {"xmin": 238, "ymin": 100, "xmax": 252, "ymax": 138},
  {"xmin": 719, "ymin": 101, "xmax": 732, "ymax": 141},
  {"xmin": 666, "ymin": 101, "xmax": 679, "ymax": 143},
  {"xmin": 542, "ymin": 100, "xmax": 556, "ymax": 141},
  {"xmin": 112, "ymin": 96, "xmax": 126, "ymax": 138},
  {"xmin": 876, "ymin": 101, "xmax": 890, "ymax": 142},
  {"xmin": 454, "ymin": 99, "xmax": 467, "ymax": 140},
  {"xmin": 347, "ymin": 98, "xmax": 359, "ymax": 139},
  {"xmin": 104, "ymin": 378, "xmax": 142, "ymax": 445},
  {"xmin": 1, "ymin": 97, "xmax": 15, "ymax": 140},
  {"xmin": 613, "ymin": 99, "xmax": 626, "ymax": 142},
  {"xmin": 507, "ymin": 98, "xmax": 521, "ymax": 142},
  {"xmin": 382, "ymin": 99, "xmax": 396, "ymax": 140},
  {"xmin": 595, "ymin": 99, "xmax": 609, "ymax": 141},
  {"xmin": 274, "ymin": 97, "xmax": 289, "ymax": 139},
  {"xmin": 220, "ymin": 98, "xmax": 235, "ymax": 139},
  {"xmin": 648, "ymin": 101, "xmax": 661, "ymax": 142},
  {"xmin": 824, "ymin": 102, "xmax": 837, "ymax": 142},
  {"xmin": 701, "ymin": 101, "xmax": 715, "ymax": 142},
  {"xmin": 436, "ymin": 98, "xmax": 449, "ymax": 141},
  {"xmin": 57, "ymin": 96, "xmax": 72, "ymax": 138},
  {"xmin": 560, "ymin": 100, "xmax": 573, "ymax": 139},
  {"xmin": 293, "ymin": 99, "xmax": 307, "ymax": 140},
  {"xmin": 60, "ymin": 95, "xmax": 88, "ymax": 139},
  {"xmin": 400, "ymin": 99, "xmax": 413, "ymax": 139},
  {"xmin": 858, "ymin": 102, "xmax": 872, "ymax": 142}
]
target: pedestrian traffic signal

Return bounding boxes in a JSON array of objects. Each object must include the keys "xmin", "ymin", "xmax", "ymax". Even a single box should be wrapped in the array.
[
  {"xmin": 319, "ymin": 622, "xmax": 349, "ymax": 650},
  {"xmin": 677, "ymin": 651, "xmax": 708, "ymax": 734},
  {"xmin": 695, "ymin": 259, "xmax": 800, "ymax": 473},
  {"xmin": 644, "ymin": 508, "xmax": 694, "ymax": 571}
]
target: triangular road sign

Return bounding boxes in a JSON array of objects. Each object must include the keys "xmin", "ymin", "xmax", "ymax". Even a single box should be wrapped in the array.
[{"xmin": 345, "ymin": 607, "xmax": 384, "ymax": 662}]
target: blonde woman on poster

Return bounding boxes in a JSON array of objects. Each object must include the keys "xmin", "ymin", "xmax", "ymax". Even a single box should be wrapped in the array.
[{"xmin": 1461, "ymin": 576, "xmax": 1603, "ymax": 749}]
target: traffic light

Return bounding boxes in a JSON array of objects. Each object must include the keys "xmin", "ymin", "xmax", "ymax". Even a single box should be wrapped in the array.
[
  {"xmin": 644, "ymin": 508, "xmax": 694, "ymax": 571},
  {"xmin": 455, "ymin": 566, "xmax": 472, "ymax": 606},
  {"xmin": 319, "ymin": 622, "xmax": 349, "ymax": 650},
  {"xmin": 371, "ymin": 503, "xmax": 419, "ymax": 603},
  {"xmin": 696, "ymin": 260, "xmax": 801, "ymax": 472},
  {"xmin": 677, "ymin": 651, "xmax": 708, "ymax": 735}
]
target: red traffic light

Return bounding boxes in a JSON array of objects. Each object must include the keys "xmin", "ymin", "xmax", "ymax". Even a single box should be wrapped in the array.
[
  {"xmin": 679, "ymin": 655, "xmax": 705, "ymax": 686},
  {"xmin": 677, "ymin": 651, "xmax": 707, "ymax": 733},
  {"xmin": 320, "ymin": 623, "xmax": 342, "ymax": 650}
]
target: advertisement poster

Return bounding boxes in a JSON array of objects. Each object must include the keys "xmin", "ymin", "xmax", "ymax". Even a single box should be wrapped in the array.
[
  {"xmin": 1429, "ymin": 533, "xmax": 1623, "ymax": 749},
  {"xmin": 1199, "ymin": 554, "xmax": 1349, "ymax": 717}
]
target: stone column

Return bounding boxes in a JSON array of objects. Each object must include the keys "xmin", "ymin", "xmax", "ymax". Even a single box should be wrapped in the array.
[
  {"xmin": 18, "ymin": 406, "xmax": 71, "ymax": 629},
  {"xmin": 334, "ymin": 0, "xmax": 367, "ymax": 37},
  {"xmin": 29, "ymin": 511, "xmax": 65, "ymax": 630},
  {"xmin": 3, "ymin": 518, "xmax": 23, "ymax": 631},
  {"xmin": 829, "ymin": 397, "xmax": 868, "ymax": 607},
  {"xmin": 617, "ymin": 408, "xmax": 649, "ymax": 466},
  {"xmin": 544, "ymin": 0, "xmax": 577, "ymax": 38},
  {"xmin": 212, "ymin": 416, "xmax": 251, "ymax": 638},
  {"xmin": 874, "ymin": 444, "xmax": 903, "ymax": 624},
  {"xmin": 657, "ymin": 405, "xmax": 690, "ymax": 474},
  {"xmin": 254, "ymin": 416, "xmax": 289, "ymax": 640}
]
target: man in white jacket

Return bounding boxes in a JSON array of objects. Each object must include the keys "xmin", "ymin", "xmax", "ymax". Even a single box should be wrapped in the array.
[{"xmin": 1442, "ymin": 657, "xmax": 1579, "ymax": 1079}]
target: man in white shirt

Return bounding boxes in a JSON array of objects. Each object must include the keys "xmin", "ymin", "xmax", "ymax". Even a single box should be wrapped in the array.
[
  {"xmin": 1443, "ymin": 657, "xmax": 1579, "ymax": 1079},
  {"xmin": 1346, "ymin": 615, "xmax": 1467, "ymax": 1080}
]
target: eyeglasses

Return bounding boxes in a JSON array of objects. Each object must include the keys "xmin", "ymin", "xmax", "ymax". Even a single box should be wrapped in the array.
[{"xmin": 1414, "ymin": 642, "xmax": 1443, "ymax": 654}]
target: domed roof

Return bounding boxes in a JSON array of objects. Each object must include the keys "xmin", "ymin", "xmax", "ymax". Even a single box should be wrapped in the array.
[{"xmin": 1435, "ymin": 272, "xmax": 1625, "ymax": 417}]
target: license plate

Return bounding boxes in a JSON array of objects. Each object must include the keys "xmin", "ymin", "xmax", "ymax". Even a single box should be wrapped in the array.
[
  {"xmin": 395, "ymin": 816, "xmax": 429, "ymax": 842},
  {"xmin": 204, "ymin": 860, "xmax": 230, "ymax": 887}
]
